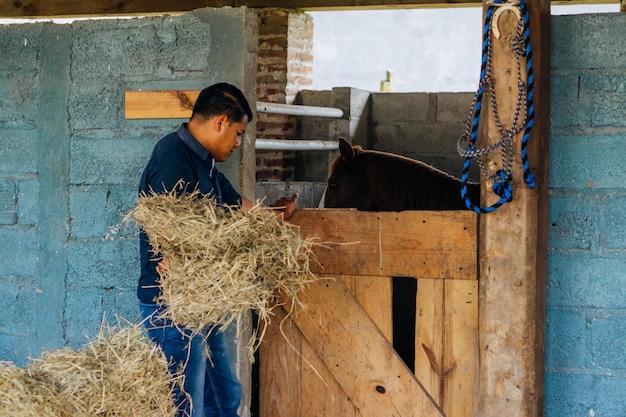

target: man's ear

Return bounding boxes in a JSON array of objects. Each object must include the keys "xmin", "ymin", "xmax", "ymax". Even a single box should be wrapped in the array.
[{"xmin": 215, "ymin": 114, "xmax": 229, "ymax": 132}]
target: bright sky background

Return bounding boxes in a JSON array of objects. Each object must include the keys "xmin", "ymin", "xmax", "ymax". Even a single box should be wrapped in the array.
[{"xmin": 310, "ymin": 3, "xmax": 620, "ymax": 93}]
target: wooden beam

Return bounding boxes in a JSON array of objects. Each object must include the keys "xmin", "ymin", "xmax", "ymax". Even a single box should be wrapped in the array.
[
  {"xmin": 1, "ymin": 0, "xmax": 616, "ymax": 17},
  {"xmin": 476, "ymin": 0, "xmax": 549, "ymax": 415},
  {"xmin": 0, "ymin": 0, "xmax": 475, "ymax": 17},
  {"xmin": 124, "ymin": 90, "xmax": 198, "ymax": 119},
  {"xmin": 293, "ymin": 209, "xmax": 477, "ymax": 279}
]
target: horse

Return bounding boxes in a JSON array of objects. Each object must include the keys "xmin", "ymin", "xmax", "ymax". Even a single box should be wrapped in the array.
[{"xmin": 323, "ymin": 137, "xmax": 480, "ymax": 211}]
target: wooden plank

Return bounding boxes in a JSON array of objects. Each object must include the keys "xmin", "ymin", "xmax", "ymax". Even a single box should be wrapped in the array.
[
  {"xmin": 477, "ymin": 0, "xmax": 549, "ymax": 415},
  {"xmin": 415, "ymin": 279, "xmax": 478, "ymax": 417},
  {"xmin": 125, "ymin": 90, "xmax": 198, "ymax": 119},
  {"xmin": 290, "ymin": 209, "xmax": 477, "ymax": 279},
  {"xmin": 414, "ymin": 279, "xmax": 444, "ymax": 407},
  {"xmin": 279, "ymin": 278, "xmax": 444, "ymax": 417},
  {"xmin": 442, "ymin": 279, "xmax": 478, "ymax": 417},
  {"xmin": 301, "ymin": 338, "xmax": 355, "ymax": 417},
  {"xmin": 352, "ymin": 275, "xmax": 393, "ymax": 342},
  {"xmin": 379, "ymin": 211, "xmax": 477, "ymax": 278},
  {"xmin": 259, "ymin": 306, "xmax": 301, "ymax": 417}
]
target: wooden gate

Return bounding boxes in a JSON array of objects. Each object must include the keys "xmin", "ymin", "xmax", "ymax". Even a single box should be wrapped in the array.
[{"xmin": 259, "ymin": 209, "xmax": 478, "ymax": 417}]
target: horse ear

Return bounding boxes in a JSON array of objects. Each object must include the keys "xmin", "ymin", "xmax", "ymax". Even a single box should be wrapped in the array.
[{"xmin": 338, "ymin": 137, "xmax": 355, "ymax": 162}]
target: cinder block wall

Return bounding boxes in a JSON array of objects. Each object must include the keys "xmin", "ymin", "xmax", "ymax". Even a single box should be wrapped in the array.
[
  {"xmin": 0, "ymin": 8, "xmax": 257, "ymax": 366},
  {"xmin": 546, "ymin": 13, "xmax": 626, "ymax": 417},
  {"xmin": 369, "ymin": 92, "xmax": 477, "ymax": 181},
  {"xmin": 290, "ymin": 89, "xmax": 477, "ymax": 185}
]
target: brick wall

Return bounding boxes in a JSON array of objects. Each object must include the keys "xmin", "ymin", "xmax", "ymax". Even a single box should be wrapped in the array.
[{"xmin": 256, "ymin": 9, "xmax": 313, "ymax": 181}]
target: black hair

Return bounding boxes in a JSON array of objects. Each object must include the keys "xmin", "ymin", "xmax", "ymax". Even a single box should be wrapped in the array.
[{"xmin": 191, "ymin": 83, "xmax": 253, "ymax": 124}]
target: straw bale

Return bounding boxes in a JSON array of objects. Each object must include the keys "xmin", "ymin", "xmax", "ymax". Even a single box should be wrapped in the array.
[
  {"xmin": 0, "ymin": 322, "xmax": 180, "ymax": 417},
  {"xmin": 125, "ymin": 188, "xmax": 320, "ymax": 351}
]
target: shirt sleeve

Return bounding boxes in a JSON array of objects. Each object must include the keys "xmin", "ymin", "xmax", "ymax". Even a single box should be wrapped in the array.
[{"xmin": 215, "ymin": 170, "xmax": 242, "ymax": 206}]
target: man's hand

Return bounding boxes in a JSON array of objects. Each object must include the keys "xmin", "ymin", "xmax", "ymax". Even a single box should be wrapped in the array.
[
  {"xmin": 270, "ymin": 192, "xmax": 299, "ymax": 220},
  {"xmin": 156, "ymin": 256, "xmax": 171, "ymax": 277}
]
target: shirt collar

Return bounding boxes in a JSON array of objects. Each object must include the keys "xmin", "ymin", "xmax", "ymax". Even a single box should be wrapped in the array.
[{"xmin": 177, "ymin": 123, "xmax": 215, "ymax": 175}]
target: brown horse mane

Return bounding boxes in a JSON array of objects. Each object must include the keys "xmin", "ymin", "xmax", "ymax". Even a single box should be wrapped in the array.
[{"xmin": 347, "ymin": 146, "xmax": 479, "ymax": 211}]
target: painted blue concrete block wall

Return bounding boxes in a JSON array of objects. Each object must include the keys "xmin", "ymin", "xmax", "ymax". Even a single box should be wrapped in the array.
[
  {"xmin": 0, "ymin": 8, "xmax": 253, "ymax": 366},
  {"xmin": 547, "ymin": 13, "xmax": 626, "ymax": 417}
]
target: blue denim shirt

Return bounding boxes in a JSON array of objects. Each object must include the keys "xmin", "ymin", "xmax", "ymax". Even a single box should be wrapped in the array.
[{"xmin": 137, "ymin": 123, "xmax": 241, "ymax": 303}]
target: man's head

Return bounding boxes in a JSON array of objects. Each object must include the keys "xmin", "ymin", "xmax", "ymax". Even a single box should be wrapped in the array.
[
  {"xmin": 191, "ymin": 83, "xmax": 253, "ymax": 124},
  {"xmin": 188, "ymin": 83, "xmax": 253, "ymax": 162}
]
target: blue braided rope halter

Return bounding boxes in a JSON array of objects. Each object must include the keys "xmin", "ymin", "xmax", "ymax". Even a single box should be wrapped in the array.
[{"xmin": 458, "ymin": 0, "xmax": 535, "ymax": 214}]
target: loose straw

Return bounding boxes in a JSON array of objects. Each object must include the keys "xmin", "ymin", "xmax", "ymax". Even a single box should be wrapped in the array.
[
  {"xmin": 125, "ymin": 187, "xmax": 320, "ymax": 355},
  {"xmin": 0, "ymin": 321, "xmax": 181, "ymax": 417}
]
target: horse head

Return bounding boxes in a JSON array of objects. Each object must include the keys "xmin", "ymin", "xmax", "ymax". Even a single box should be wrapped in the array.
[
  {"xmin": 324, "ymin": 138, "xmax": 379, "ymax": 210},
  {"xmin": 324, "ymin": 138, "xmax": 480, "ymax": 211}
]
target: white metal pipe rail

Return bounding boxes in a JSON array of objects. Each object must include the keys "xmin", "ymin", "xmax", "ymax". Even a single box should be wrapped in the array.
[
  {"xmin": 255, "ymin": 139, "xmax": 339, "ymax": 151},
  {"xmin": 256, "ymin": 101, "xmax": 344, "ymax": 118},
  {"xmin": 255, "ymin": 101, "xmax": 343, "ymax": 151}
]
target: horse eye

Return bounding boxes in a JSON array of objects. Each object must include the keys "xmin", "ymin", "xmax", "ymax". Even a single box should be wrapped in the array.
[{"xmin": 328, "ymin": 181, "xmax": 338, "ymax": 191}]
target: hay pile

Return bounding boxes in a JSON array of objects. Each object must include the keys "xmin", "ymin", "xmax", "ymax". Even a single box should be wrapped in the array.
[
  {"xmin": 0, "ymin": 322, "xmax": 180, "ymax": 417},
  {"xmin": 125, "ymin": 189, "xmax": 319, "ymax": 350}
]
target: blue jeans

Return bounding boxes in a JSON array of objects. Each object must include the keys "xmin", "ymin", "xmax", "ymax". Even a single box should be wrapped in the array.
[{"xmin": 139, "ymin": 302, "xmax": 242, "ymax": 417}]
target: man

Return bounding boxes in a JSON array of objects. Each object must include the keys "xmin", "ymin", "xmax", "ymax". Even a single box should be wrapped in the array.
[{"xmin": 137, "ymin": 83, "xmax": 297, "ymax": 417}]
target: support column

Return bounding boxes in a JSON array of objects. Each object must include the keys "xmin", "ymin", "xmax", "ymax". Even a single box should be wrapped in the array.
[{"xmin": 477, "ymin": 0, "xmax": 550, "ymax": 415}]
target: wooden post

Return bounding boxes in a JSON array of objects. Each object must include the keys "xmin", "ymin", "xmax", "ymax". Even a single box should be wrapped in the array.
[{"xmin": 477, "ymin": 0, "xmax": 549, "ymax": 416}]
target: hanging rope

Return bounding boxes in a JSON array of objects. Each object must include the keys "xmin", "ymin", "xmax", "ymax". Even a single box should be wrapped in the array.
[{"xmin": 457, "ymin": 0, "xmax": 535, "ymax": 214}]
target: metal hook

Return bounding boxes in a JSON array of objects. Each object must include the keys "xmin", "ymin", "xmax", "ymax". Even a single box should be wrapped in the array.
[{"xmin": 489, "ymin": 0, "xmax": 522, "ymax": 39}]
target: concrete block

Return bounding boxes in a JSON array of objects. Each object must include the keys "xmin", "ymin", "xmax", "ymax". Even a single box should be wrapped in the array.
[
  {"xmin": 65, "ymin": 286, "xmax": 139, "ymax": 349},
  {"xmin": 370, "ymin": 92, "xmax": 430, "ymax": 122},
  {"xmin": 68, "ymin": 184, "xmax": 136, "ymax": 240},
  {"xmin": 69, "ymin": 138, "xmax": 151, "ymax": 186},
  {"xmin": 0, "ymin": 24, "xmax": 41, "ymax": 74},
  {"xmin": 548, "ymin": 192, "xmax": 596, "ymax": 250},
  {"xmin": 552, "ymin": 14, "xmax": 626, "ymax": 71},
  {"xmin": 0, "ymin": 227, "xmax": 38, "ymax": 276},
  {"xmin": 67, "ymin": 239, "xmax": 138, "ymax": 291},
  {"xmin": 0, "ymin": 178, "xmax": 16, "ymax": 225},
  {"xmin": 64, "ymin": 287, "xmax": 106, "ymax": 347},
  {"xmin": 0, "ymin": 333, "xmax": 33, "ymax": 367},
  {"xmin": 69, "ymin": 186, "xmax": 109, "ymax": 239},
  {"xmin": 255, "ymin": 181, "xmax": 326, "ymax": 209},
  {"xmin": 0, "ymin": 73, "xmax": 39, "ymax": 130},
  {"xmin": 71, "ymin": 18, "xmax": 160, "ymax": 79},
  {"xmin": 68, "ymin": 84, "xmax": 122, "ymax": 130},
  {"xmin": 591, "ymin": 311, "xmax": 626, "ymax": 370},
  {"xmin": 597, "ymin": 194, "xmax": 626, "ymax": 249},
  {"xmin": 0, "ymin": 275, "xmax": 36, "ymax": 334},
  {"xmin": 545, "ymin": 372, "xmax": 626, "ymax": 417},
  {"xmin": 548, "ymin": 252, "xmax": 626, "ymax": 309},
  {"xmin": 435, "ymin": 92, "xmax": 474, "ymax": 123},
  {"xmin": 17, "ymin": 177, "xmax": 39, "ymax": 227},
  {"xmin": 0, "ymin": 130, "xmax": 38, "ymax": 174},
  {"xmin": 581, "ymin": 71, "xmax": 626, "ymax": 127},
  {"xmin": 545, "ymin": 307, "xmax": 589, "ymax": 370},
  {"xmin": 550, "ymin": 72, "xmax": 584, "ymax": 128},
  {"xmin": 549, "ymin": 134, "xmax": 626, "ymax": 189},
  {"xmin": 330, "ymin": 87, "xmax": 370, "ymax": 119}
]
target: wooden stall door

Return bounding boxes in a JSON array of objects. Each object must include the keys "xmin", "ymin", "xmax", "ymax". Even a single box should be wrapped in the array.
[{"xmin": 260, "ymin": 209, "xmax": 478, "ymax": 417}]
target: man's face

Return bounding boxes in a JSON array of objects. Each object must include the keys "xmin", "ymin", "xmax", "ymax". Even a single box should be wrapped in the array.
[{"xmin": 214, "ymin": 115, "xmax": 248, "ymax": 162}]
